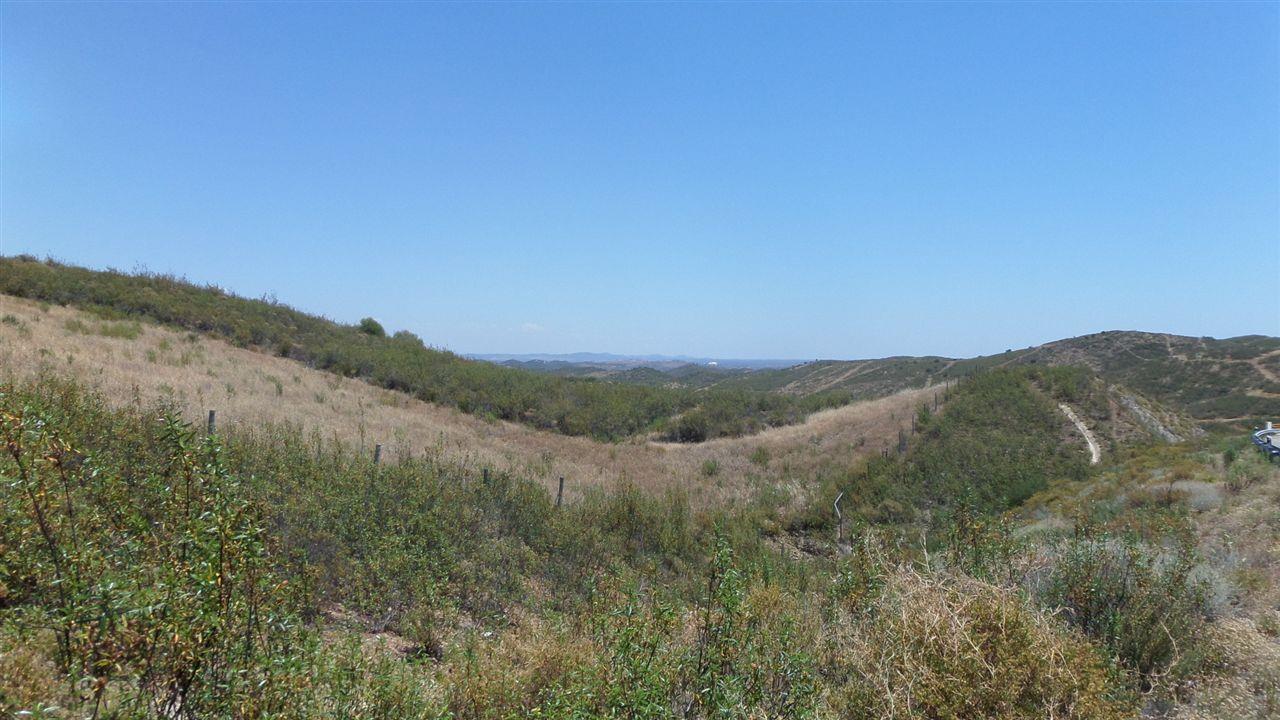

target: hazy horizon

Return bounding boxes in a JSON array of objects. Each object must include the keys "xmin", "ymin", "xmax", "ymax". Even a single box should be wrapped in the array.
[
  {"xmin": 3, "ymin": 3, "xmax": 1277, "ymax": 358},
  {"xmin": 8, "ymin": 252, "xmax": 1276, "ymax": 365}
]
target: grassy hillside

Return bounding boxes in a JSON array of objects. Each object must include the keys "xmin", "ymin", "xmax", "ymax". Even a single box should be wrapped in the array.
[
  {"xmin": 0, "ymin": 291, "xmax": 940, "ymax": 508},
  {"xmin": 0, "ymin": 256, "xmax": 851, "ymax": 442},
  {"xmin": 4, "ymin": 258, "xmax": 1273, "ymax": 717},
  {"xmin": 7, "ymin": 365, "xmax": 1273, "ymax": 718},
  {"xmin": 785, "ymin": 366, "xmax": 1093, "ymax": 531}
]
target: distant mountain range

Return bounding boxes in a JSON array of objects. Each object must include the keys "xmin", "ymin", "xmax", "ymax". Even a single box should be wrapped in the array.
[{"xmin": 466, "ymin": 353, "xmax": 803, "ymax": 370}]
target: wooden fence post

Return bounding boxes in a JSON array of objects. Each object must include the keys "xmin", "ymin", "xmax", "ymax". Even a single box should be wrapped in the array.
[
  {"xmin": 373, "ymin": 444, "xmax": 382, "ymax": 465},
  {"xmin": 207, "ymin": 409, "xmax": 216, "ymax": 435},
  {"xmin": 833, "ymin": 491, "xmax": 845, "ymax": 543},
  {"xmin": 556, "ymin": 477, "xmax": 564, "ymax": 508},
  {"xmin": 483, "ymin": 468, "xmax": 490, "ymax": 484}
]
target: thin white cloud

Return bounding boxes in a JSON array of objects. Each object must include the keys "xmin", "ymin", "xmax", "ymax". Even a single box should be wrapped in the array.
[{"xmin": 520, "ymin": 322, "xmax": 544, "ymax": 334}]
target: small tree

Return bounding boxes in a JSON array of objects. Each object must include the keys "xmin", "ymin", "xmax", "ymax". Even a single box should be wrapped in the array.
[{"xmin": 358, "ymin": 317, "xmax": 385, "ymax": 337}]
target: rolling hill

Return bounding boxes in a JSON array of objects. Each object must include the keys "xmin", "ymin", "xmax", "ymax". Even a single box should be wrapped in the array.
[
  {"xmin": 3, "ymin": 258, "xmax": 1275, "ymax": 719},
  {"xmin": 482, "ymin": 333, "xmax": 1280, "ymax": 425}
]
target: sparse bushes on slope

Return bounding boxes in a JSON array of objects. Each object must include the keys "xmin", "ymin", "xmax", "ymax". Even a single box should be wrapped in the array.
[
  {"xmin": 449, "ymin": 542, "xmax": 820, "ymax": 720},
  {"xmin": 1031, "ymin": 332, "xmax": 1280, "ymax": 422}
]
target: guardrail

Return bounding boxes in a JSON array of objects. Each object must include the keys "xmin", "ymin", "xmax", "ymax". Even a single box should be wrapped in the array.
[{"xmin": 1251, "ymin": 423, "xmax": 1280, "ymax": 461}]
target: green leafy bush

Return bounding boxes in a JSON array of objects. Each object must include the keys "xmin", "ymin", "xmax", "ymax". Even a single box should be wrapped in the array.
[{"xmin": 0, "ymin": 380, "xmax": 295, "ymax": 716}]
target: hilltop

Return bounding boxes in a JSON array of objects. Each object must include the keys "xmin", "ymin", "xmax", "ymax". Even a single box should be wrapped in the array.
[
  {"xmin": 1007, "ymin": 330, "xmax": 1280, "ymax": 421},
  {"xmin": 6, "ymin": 257, "xmax": 1271, "ymax": 441},
  {"xmin": 470, "ymin": 352, "xmax": 799, "ymax": 370}
]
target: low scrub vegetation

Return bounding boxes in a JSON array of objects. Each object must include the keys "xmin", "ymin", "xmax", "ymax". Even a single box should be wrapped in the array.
[
  {"xmin": 4, "ymin": 332, "xmax": 1269, "ymax": 718},
  {"xmin": 1, "ymin": 375, "xmax": 1159, "ymax": 718}
]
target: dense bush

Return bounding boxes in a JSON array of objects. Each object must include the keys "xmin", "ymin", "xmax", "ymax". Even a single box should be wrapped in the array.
[
  {"xmin": 448, "ymin": 541, "xmax": 820, "ymax": 720},
  {"xmin": 0, "ymin": 379, "xmax": 296, "ymax": 716},
  {"xmin": 359, "ymin": 316, "xmax": 387, "ymax": 337},
  {"xmin": 907, "ymin": 369, "xmax": 1090, "ymax": 511},
  {"xmin": 1039, "ymin": 527, "xmax": 1212, "ymax": 692}
]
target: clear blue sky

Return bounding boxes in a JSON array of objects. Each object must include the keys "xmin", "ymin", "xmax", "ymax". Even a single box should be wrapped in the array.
[{"xmin": 2, "ymin": 2, "xmax": 1277, "ymax": 359}]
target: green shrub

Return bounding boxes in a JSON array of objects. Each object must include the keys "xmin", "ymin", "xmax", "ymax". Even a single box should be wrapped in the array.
[
  {"xmin": 1040, "ymin": 528, "xmax": 1211, "ymax": 692},
  {"xmin": 96, "ymin": 320, "xmax": 141, "ymax": 339},
  {"xmin": 358, "ymin": 316, "xmax": 386, "ymax": 336},
  {"xmin": 1226, "ymin": 449, "xmax": 1270, "ymax": 493},
  {"xmin": 0, "ymin": 380, "xmax": 295, "ymax": 716},
  {"xmin": 62, "ymin": 317, "xmax": 90, "ymax": 334}
]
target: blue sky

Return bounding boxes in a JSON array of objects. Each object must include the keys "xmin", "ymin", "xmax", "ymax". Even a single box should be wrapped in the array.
[{"xmin": 2, "ymin": 2, "xmax": 1277, "ymax": 359}]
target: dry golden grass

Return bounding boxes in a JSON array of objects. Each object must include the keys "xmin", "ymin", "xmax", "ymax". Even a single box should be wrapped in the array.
[
  {"xmin": 824, "ymin": 568, "xmax": 1131, "ymax": 720},
  {"xmin": 0, "ymin": 294, "xmax": 931, "ymax": 507},
  {"xmin": 1173, "ymin": 615, "xmax": 1280, "ymax": 720}
]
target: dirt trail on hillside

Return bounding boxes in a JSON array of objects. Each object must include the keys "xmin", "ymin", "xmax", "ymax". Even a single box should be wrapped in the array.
[
  {"xmin": 780, "ymin": 361, "xmax": 872, "ymax": 395},
  {"xmin": 0, "ymin": 294, "xmax": 930, "ymax": 508},
  {"xmin": 1251, "ymin": 349, "xmax": 1280, "ymax": 385},
  {"xmin": 1058, "ymin": 403, "xmax": 1101, "ymax": 465}
]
